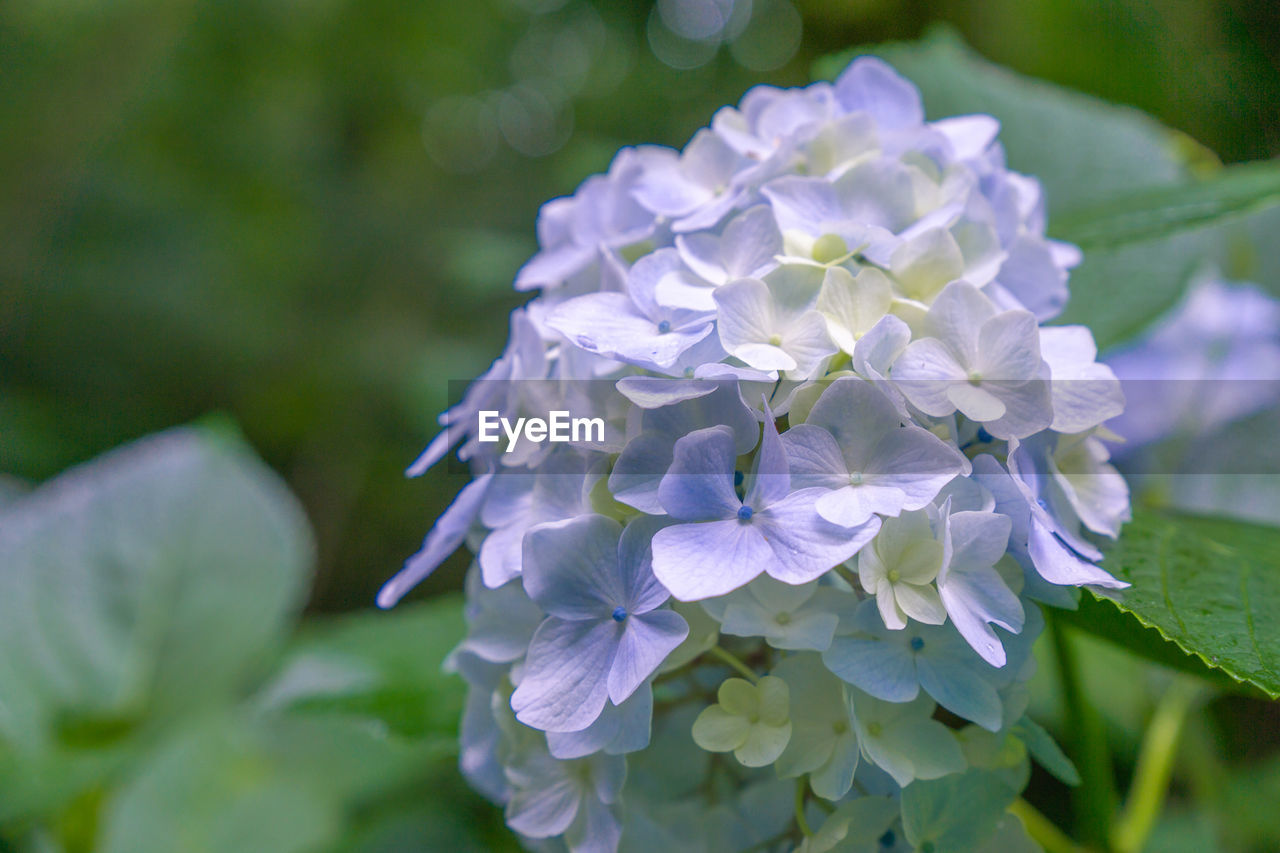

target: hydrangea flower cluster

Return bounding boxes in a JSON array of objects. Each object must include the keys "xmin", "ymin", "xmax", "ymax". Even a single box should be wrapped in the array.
[{"xmin": 383, "ymin": 57, "xmax": 1133, "ymax": 851}]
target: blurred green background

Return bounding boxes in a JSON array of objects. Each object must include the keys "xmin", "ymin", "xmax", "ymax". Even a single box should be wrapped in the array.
[{"xmin": 3, "ymin": 0, "xmax": 1277, "ymax": 612}]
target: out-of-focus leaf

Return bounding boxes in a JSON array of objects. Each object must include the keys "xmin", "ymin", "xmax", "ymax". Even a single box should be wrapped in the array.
[
  {"xmin": 972, "ymin": 813, "xmax": 1040, "ymax": 853},
  {"xmin": 1052, "ymin": 159, "xmax": 1280, "ymax": 251},
  {"xmin": 1011, "ymin": 716, "xmax": 1080, "ymax": 787},
  {"xmin": 901, "ymin": 767, "xmax": 1020, "ymax": 852},
  {"xmin": 255, "ymin": 595, "xmax": 467, "ymax": 738},
  {"xmin": 0, "ymin": 744, "xmax": 133, "ymax": 825},
  {"xmin": 0, "ymin": 475, "xmax": 30, "ymax": 506},
  {"xmin": 98, "ymin": 712, "xmax": 452, "ymax": 853},
  {"xmin": 1083, "ymin": 509, "xmax": 1280, "ymax": 698},
  {"xmin": 0, "ymin": 427, "xmax": 313, "ymax": 748},
  {"xmin": 438, "ymin": 228, "xmax": 538, "ymax": 303}
]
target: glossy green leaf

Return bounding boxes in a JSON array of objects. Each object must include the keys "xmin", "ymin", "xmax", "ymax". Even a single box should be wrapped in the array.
[
  {"xmin": 1088, "ymin": 509, "xmax": 1280, "ymax": 698},
  {"xmin": 0, "ymin": 428, "xmax": 313, "ymax": 748},
  {"xmin": 1056, "ymin": 588, "xmax": 1269, "ymax": 697}
]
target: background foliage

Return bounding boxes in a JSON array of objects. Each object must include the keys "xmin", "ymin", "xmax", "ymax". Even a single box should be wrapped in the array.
[{"xmin": 2, "ymin": 1, "xmax": 1279, "ymax": 850}]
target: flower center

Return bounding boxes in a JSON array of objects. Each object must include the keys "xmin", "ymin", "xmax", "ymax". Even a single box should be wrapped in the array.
[
  {"xmin": 886, "ymin": 568, "xmax": 901, "ymax": 583},
  {"xmin": 811, "ymin": 232, "xmax": 848, "ymax": 264},
  {"xmin": 831, "ymin": 719, "xmax": 848, "ymax": 735},
  {"xmin": 657, "ymin": 320, "xmax": 671, "ymax": 334},
  {"xmin": 737, "ymin": 505, "xmax": 754, "ymax": 522},
  {"xmin": 848, "ymin": 471, "xmax": 864, "ymax": 486},
  {"xmin": 866, "ymin": 722, "xmax": 883, "ymax": 737},
  {"xmin": 775, "ymin": 612, "xmax": 792, "ymax": 625},
  {"xmin": 611, "ymin": 606, "xmax": 627, "ymax": 623},
  {"xmin": 910, "ymin": 636, "xmax": 924, "ymax": 651},
  {"xmin": 768, "ymin": 333, "xmax": 783, "ymax": 347},
  {"xmin": 967, "ymin": 370, "xmax": 983, "ymax": 386}
]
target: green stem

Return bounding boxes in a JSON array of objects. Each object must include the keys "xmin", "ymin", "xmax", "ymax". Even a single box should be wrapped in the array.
[
  {"xmin": 794, "ymin": 777, "xmax": 814, "ymax": 837},
  {"xmin": 1009, "ymin": 798, "xmax": 1085, "ymax": 853},
  {"xmin": 708, "ymin": 645, "xmax": 759, "ymax": 683},
  {"xmin": 835, "ymin": 563, "xmax": 861, "ymax": 590},
  {"xmin": 1110, "ymin": 678, "xmax": 1202, "ymax": 853},
  {"xmin": 1049, "ymin": 613, "xmax": 1115, "ymax": 848}
]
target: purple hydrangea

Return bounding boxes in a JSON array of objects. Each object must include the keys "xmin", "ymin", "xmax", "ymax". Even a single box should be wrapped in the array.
[{"xmin": 387, "ymin": 56, "xmax": 1131, "ymax": 852}]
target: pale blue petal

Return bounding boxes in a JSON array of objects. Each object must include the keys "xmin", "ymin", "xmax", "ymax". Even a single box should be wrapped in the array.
[
  {"xmin": 548, "ymin": 685, "xmax": 653, "ymax": 759},
  {"xmin": 618, "ymin": 514, "xmax": 675, "ymax": 613},
  {"xmin": 522, "ymin": 515, "xmax": 623, "ymax": 620},
  {"xmin": 757, "ymin": 490, "xmax": 881, "ymax": 584},
  {"xmin": 744, "ymin": 400, "xmax": 790, "ymax": 509},
  {"xmin": 834, "ymin": 57, "xmax": 924, "ymax": 129},
  {"xmin": 515, "ymin": 241, "xmax": 597, "ymax": 291},
  {"xmin": 915, "ymin": 648, "xmax": 1003, "ymax": 732},
  {"xmin": 805, "ymin": 377, "xmax": 898, "ymax": 461},
  {"xmin": 994, "ymin": 235, "xmax": 1069, "ymax": 322},
  {"xmin": 461, "ymin": 572, "xmax": 545, "ymax": 663},
  {"xmin": 377, "ymin": 471, "xmax": 492, "ymax": 608},
  {"xmin": 761, "ymin": 176, "xmax": 842, "ymax": 234},
  {"xmin": 893, "ymin": 338, "xmax": 966, "ymax": 417},
  {"xmin": 644, "ymin": 382, "xmax": 760, "ymax": 456},
  {"xmin": 674, "ymin": 188, "xmax": 745, "ymax": 232},
  {"xmin": 925, "ymin": 282, "xmax": 997, "ymax": 362},
  {"xmin": 615, "ymin": 376, "xmax": 718, "ymax": 409},
  {"xmin": 831, "ymin": 159, "xmax": 917, "ymax": 233},
  {"xmin": 478, "ymin": 520, "xmax": 531, "ymax": 588},
  {"xmin": 781, "ymin": 424, "xmax": 850, "ymax": 490},
  {"xmin": 506, "ymin": 771, "xmax": 581, "ymax": 838},
  {"xmin": 853, "ymin": 314, "xmax": 911, "ymax": 377},
  {"xmin": 932, "ymin": 114, "xmax": 999, "ymax": 159},
  {"xmin": 512, "ymin": 618, "xmax": 619, "ymax": 731},
  {"xmin": 658, "ymin": 426, "xmax": 742, "ymax": 521},
  {"xmin": 608, "ymin": 431, "xmax": 674, "ymax": 515},
  {"xmin": 822, "ymin": 634, "xmax": 918, "ymax": 702},
  {"xmin": 609, "ymin": 609, "xmax": 689, "ymax": 703},
  {"xmin": 1027, "ymin": 521, "xmax": 1126, "ymax": 588},
  {"xmin": 721, "ymin": 205, "xmax": 784, "ymax": 279},
  {"xmin": 565, "ymin": 790, "xmax": 622, "ymax": 853},
  {"xmin": 815, "ymin": 484, "xmax": 905, "ymax": 528},
  {"xmin": 940, "ymin": 563, "xmax": 1023, "ymax": 667},
  {"xmin": 809, "ymin": 733, "xmax": 860, "ymax": 801},
  {"xmin": 651, "ymin": 519, "xmax": 773, "ymax": 600}
]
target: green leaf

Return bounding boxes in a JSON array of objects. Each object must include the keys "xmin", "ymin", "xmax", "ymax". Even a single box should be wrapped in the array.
[
  {"xmin": 0, "ymin": 475, "xmax": 30, "ymax": 506},
  {"xmin": 972, "ymin": 813, "xmax": 1041, "ymax": 853},
  {"xmin": 813, "ymin": 25, "xmax": 1188, "ymax": 216},
  {"xmin": 1055, "ymin": 588, "xmax": 1270, "ymax": 697},
  {"xmin": 256, "ymin": 595, "xmax": 467, "ymax": 739},
  {"xmin": 901, "ymin": 767, "xmax": 1021, "ymax": 852},
  {"xmin": 1085, "ymin": 509, "xmax": 1280, "ymax": 698},
  {"xmin": 98, "ymin": 713, "xmax": 452, "ymax": 853},
  {"xmin": 1052, "ymin": 159, "xmax": 1280, "ymax": 251},
  {"xmin": 0, "ymin": 427, "xmax": 313, "ymax": 749},
  {"xmin": 1010, "ymin": 716, "xmax": 1080, "ymax": 787}
]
